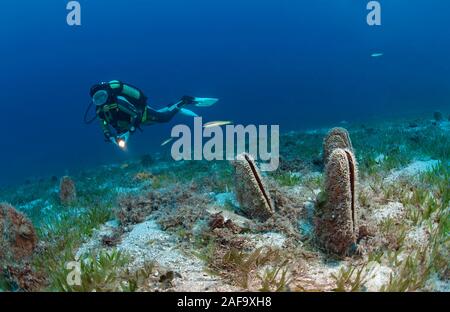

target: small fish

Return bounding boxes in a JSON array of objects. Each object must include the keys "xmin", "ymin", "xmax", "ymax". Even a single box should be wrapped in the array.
[
  {"xmin": 203, "ymin": 121, "xmax": 233, "ymax": 128},
  {"xmin": 180, "ymin": 108, "xmax": 199, "ymax": 117},
  {"xmin": 120, "ymin": 163, "xmax": 129, "ymax": 169},
  {"xmin": 161, "ymin": 137, "xmax": 174, "ymax": 146},
  {"xmin": 371, "ymin": 52, "xmax": 384, "ymax": 58}
]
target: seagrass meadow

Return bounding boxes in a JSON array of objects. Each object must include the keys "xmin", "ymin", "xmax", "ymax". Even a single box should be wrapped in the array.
[{"xmin": 1, "ymin": 114, "xmax": 448, "ymax": 292}]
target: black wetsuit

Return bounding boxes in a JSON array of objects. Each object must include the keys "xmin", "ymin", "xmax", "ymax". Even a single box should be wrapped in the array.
[{"xmin": 90, "ymin": 80, "xmax": 192, "ymax": 140}]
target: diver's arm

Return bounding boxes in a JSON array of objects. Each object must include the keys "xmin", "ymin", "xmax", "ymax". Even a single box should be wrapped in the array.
[
  {"xmin": 116, "ymin": 96, "xmax": 139, "ymax": 132},
  {"xmin": 100, "ymin": 119, "xmax": 113, "ymax": 142},
  {"xmin": 96, "ymin": 106, "xmax": 113, "ymax": 141}
]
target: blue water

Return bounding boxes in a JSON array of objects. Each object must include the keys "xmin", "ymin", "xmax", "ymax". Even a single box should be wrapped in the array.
[{"xmin": 1, "ymin": 0, "xmax": 449, "ymax": 186}]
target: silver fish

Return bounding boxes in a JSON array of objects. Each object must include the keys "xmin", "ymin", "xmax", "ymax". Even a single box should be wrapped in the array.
[
  {"xmin": 161, "ymin": 137, "xmax": 174, "ymax": 146},
  {"xmin": 203, "ymin": 120, "xmax": 233, "ymax": 128}
]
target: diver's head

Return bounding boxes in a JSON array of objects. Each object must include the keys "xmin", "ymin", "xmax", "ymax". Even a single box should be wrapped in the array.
[
  {"xmin": 90, "ymin": 83, "xmax": 104, "ymax": 96},
  {"xmin": 90, "ymin": 82, "xmax": 110, "ymax": 106},
  {"xmin": 92, "ymin": 90, "xmax": 109, "ymax": 106}
]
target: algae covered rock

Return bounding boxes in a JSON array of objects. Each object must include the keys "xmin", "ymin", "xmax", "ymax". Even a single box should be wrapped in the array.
[
  {"xmin": 232, "ymin": 153, "xmax": 274, "ymax": 221},
  {"xmin": 0, "ymin": 203, "xmax": 37, "ymax": 262},
  {"xmin": 315, "ymin": 148, "xmax": 358, "ymax": 256},
  {"xmin": 116, "ymin": 192, "xmax": 162, "ymax": 226},
  {"xmin": 433, "ymin": 111, "xmax": 443, "ymax": 122},
  {"xmin": 59, "ymin": 176, "xmax": 77, "ymax": 205},
  {"xmin": 323, "ymin": 127, "xmax": 353, "ymax": 163}
]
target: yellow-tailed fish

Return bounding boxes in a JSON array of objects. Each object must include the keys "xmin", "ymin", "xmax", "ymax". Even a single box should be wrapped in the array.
[
  {"xmin": 203, "ymin": 121, "xmax": 233, "ymax": 128},
  {"xmin": 161, "ymin": 137, "xmax": 174, "ymax": 146}
]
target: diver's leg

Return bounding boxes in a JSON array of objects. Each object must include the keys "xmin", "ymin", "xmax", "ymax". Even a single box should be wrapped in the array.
[
  {"xmin": 144, "ymin": 106, "xmax": 180, "ymax": 124},
  {"xmin": 142, "ymin": 96, "xmax": 209, "ymax": 125}
]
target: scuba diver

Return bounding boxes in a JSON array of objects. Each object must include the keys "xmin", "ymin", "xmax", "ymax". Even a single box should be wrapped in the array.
[{"xmin": 86, "ymin": 80, "xmax": 218, "ymax": 148}]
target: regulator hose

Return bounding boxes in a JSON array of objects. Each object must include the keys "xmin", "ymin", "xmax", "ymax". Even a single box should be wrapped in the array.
[{"xmin": 83, "ymin": 101, "xmax": 97, "ymax": 124}]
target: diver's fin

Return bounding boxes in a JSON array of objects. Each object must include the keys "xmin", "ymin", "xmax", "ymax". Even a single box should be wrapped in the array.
[
  {"xmin": 193, "ymin": 97, "xmax": 219, "ymax": 107},
  {"xmin": 180, "ymin": 108, "xmax": 199, "ymax": 117}
]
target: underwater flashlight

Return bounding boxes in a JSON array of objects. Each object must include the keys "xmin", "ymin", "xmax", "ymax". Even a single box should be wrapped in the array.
[
  {"xmin": 113, "ymin": 132, "xmax": 130, "ymax": 150},
  {"xmin": 118, "ymin": 139, "xmax": 126, "ymax": 149}
]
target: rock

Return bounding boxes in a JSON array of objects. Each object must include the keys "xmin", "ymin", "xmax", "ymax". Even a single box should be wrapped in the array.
[
  {"xmin": 213, "ymin": 192, "xmax": 239, "ymax": 208},
  {"xmin": 59, "ymin": 176, "xmax": 76, "ymax": 205},
  {"xmin": 0, "ymin": 203, "xmax": 37, "ymax": 262},
  {"xmin": 240, "ymin": 232, "xmax": 287, "ymax": 250},
  {"xmin": 140, "ymin": 154, "xmax": 154, "ymax": 167},
  {"xmin": 115, "ymin": 192, "xmax": 162, "ymax": 226},
  {"xmin": 433, "ymin": 111, "xmax": 443, "ymax": 122},
  {"xmin": 206, "ymin": 206, "xmax": 251, "ymax": 229},
  {"xmin": 4, "ymin": 263, "xmax": 44, "ymax": 291}
]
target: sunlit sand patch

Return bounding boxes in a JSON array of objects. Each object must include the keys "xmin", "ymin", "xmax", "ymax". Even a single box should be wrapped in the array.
[
  {"xmin": 384, "ymin": 159, "xmax": 439, "ymax": 183},
  {"xmin": 371, "ymin": 202, "xmax": 405, "ymax": 224}
]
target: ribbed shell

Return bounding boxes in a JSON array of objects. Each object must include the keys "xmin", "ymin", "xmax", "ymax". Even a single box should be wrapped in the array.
[
  {"xmin": 323, "ymin": 127, "xmax": 353, "ymax": 163},
  {"xmin": 233, "ymin": 153, "xmax": 274, "ymax": 221},
  {"xmin": 315, "ymin": 148, "xmax": 358, "ymax": 256}
]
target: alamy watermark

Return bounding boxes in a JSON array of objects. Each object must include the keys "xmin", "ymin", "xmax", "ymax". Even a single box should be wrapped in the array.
[
  {"xmin": 66, "ymin": 2, "xmax": 382, "ymax": 27},
  {"xmin": 170, "ymin": 117, "xmax": 280, "ymax": 172},
  {"xmin": 66, "ymin": 260, "xmax": 82, "ymax": 286},
  {"xmin": 66, "ymin": 1, "xmax": 81, "ymax": 26},
  {"xmin": 367, "ymin": 1, "xmax": 382, "ymax": 26}
]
